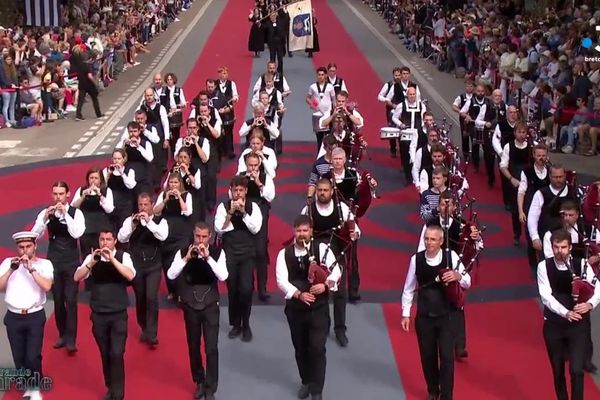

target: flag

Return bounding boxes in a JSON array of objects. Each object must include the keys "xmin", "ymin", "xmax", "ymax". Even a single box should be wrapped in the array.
[
  {"xmin": 24, "ymin": 0, "xmax": 61, "ymax": 27},
  {"xmin": 287, "ymin": 0, "xmax": 313, "ymax": 52}
]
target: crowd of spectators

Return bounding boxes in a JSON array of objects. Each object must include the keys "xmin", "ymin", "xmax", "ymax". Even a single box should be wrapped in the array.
[
  {"xmin": 0, "ymin": 0, "xmax": 190, "ymax": 129},
  {"xmin": 365, "ymin": 0, "xmax": 600, "ymax": 157}
]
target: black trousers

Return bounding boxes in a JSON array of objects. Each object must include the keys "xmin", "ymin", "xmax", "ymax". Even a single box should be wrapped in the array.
[
  {"xmin": 161, "ymin": 245, "xmax": 184, "ymax": 296},
  {"xmin": 451, "ymin": 308, "xmax": 466, "ymax": 353},
  {"xmin": 219, "ymin": 123, "xmax": 235, "ymax": 158},
  {"xmin": 91, "ymin": 310, "xmax": 128, "ymax": 400},
  {"xmin": 132, "ymin": 266, "xmax": 161, "ymax": 340},
  {"xmin": 274, "ymin": 114, "xmax": 284, "ymax": 154},
  {"xmin": 482, "ymin": 134, "xmax": 496, "ymax": 186},
  {"xmin": 543, "ymin": 319, "xmax": 587, "ymax": 400},
  {"xmin": 4, "ymin": 310, "xmax": 46, "ymax": 379},
  {"xmin": 182, "ymin": 303, "xmax": 220, "ymax": 394},
  {"xmin": 285, "ymin": 303, "xmax": 330, "ymax": 395},
  {"xmin": 347, "ymin": 241, "xmax": 360, "ymax": 298},
  {"xmin": 51, "ymin": 264, "xmax": 79, "ymax": 346},
  {"xmin": 315, "ymin": 130, "xmax": 327, "ymax": 152},
  {"xmin": 203, "ymin": 159, "xmax": 219, "ymax": 210},
  {"xmin": 415, "ymin": 313, "xmax": 455, "ymax": 400},
  {"xmin": 226, "ymin": 255, "xmax": 255, "ymax": 328},
  {"xmin": 256, "ymin": 206, "xmax": 270, "ymax": 296},
  {"xmin": 399, "ymin": 140, "xmax": 412, "ymax": 184},
  {"xmin": 386, "ymin": 109, "xmax": 396, "ymax": 154},
  {"xmin": 586, "ymin": 317, "xmax": 594, "ymax": 365},
  {"xmin": 333, "ymin": 255, "xmax": 347, "ymax": 333},
  {"xmin": 269, "ymin": 43, "xmax": 285, "ymax": 74},
  {"xmin": 500, "ymin": 170, "xmax": 511, "ymax": 207},
  {"xmin": 461, "ymin": 127, "xmax": 480, "ymax": 169},
  {"xmin": 76, "ymin": 83, "xmax": 102, "ymax": 118}
]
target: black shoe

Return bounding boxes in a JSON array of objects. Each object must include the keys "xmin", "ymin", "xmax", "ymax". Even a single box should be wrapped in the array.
[
  {"xmin": 147, "ymin": 337, "xmax": 159, "ymax": 349},
  {"xmin": 390, "ymin": 152, "xmax": 397, "ymax": 158},
  {"xmin": 75, "ymin": 116, "xmax": 85, "ymax": 121},
  {"xmin": 102, "ymin": 391, "xmax": 112, "ymax": 400},
  {"xmin": 584, "ymin": 362, "xmax": 598, "ymax": 374},
  {"xmin": 193, "ymin": 383, "xmax": 205, "ymax": 399},
  {"xmin": 297, "ymin": 384, "xmax": 310, "ymax": 399},
  {"xmin": 288, "ymin": 52, "xmax": 294, "ymax": 58},
  {"xmin": 53, "ymin": 338, "xmax": 66, "ymax": 349},
  {"xmin": 311, "ymin": 394, "xmax": 322, "ymax": 400},
  {"xmin": 139, "ymin": 333, "xmax": 147, "ymax": 343},
  {"xmin": 205, "ymin": 392, "xmax": 215, "ymax": 400},
  {"xmin": 455, "ymin": 348, "xmax": 468, "ymax": 359},
  {"xmin": 228, "ymin": 326, "xmax": 242, "ymax": 339},
  {"xmin": 348, "ymin": 294, "xmax": 361, "ymax": 304},
  {"xmin": 66, "ymin": 343, "xmax": 78, "ymax": 355},
  {"xmin": 427, "ymin": 394, "xmax": 439, "ymax": 400},
  {"xmin": 335, "ymin": 330, "xmax": 348, "ymax": 347},
  {"xmin": 241, "ymin": 327, "xmax": 253, "ymax": 342},
  {"xmin": 258, "ymin": 292, "xmax": 271, "ymax": 302}
]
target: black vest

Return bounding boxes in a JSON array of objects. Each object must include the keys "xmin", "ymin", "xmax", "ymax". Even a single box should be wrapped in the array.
[
  {"xmin": 419, "ymin": 145, "xmax": 433, "ymax": 173},
  {"xmin": 330, "ymin": 77, "xmax": 345, "ymax": 95},
  {"xmin": 79, "ymin": 187, "xmax": 111, "ymax": 233},
  {"xmin": 284, "ymin": 243, "xmax": 328, "ymax": 309},
  {"xmin": 507, "ymin": 141, "xmax": 531, "ymax": 179},
  {"xmin": 47, "ymin": 207, "xmax": 79, "ymax": 266},
  {"xmin": 214, "ymin": 80, "xmax": 235, "ymax": 121},
  {"xmin": 177, "ymin": 245, "xmax": 221, "ymax": 310},
  {"xmin": 543, "ymin": 257, "xmax": 586, "ymax": 324},
  {"xmin": 163, "ymin": 86, "xmax": 182, "ymax": 108},
  {"xmin": 523, "ymin": 165, "xmax": 550, "ymax": 212},
  {"xmin": 129, "ymin": 215, "xmax": 164, "ymax": 269},
  {"xmin": 498, "ymin": 119, "xmax": 516, "ymax": 147},
  {"xmin": 539, "ymin": 186, "xmax": 576, "ymax": 235},
  {"xmin": 140, "ymin": 102, "xmax": 162, "ymax": 127},
  {"xmin": 89, "ymin": 250, "xmax": 130, "ymax": 313},
  {"xmin": 154, "ymin": 86, "xmax": 168, "ymax": 108},
  {"xmin": 467, "ymin": 96, "xmax": 487, "ymax": 120},
  {"xmin": 484, "ymin": 101, "xmax": 507, "ymax": 130},
  {"xmin": 162, "ymin": 191, "xmax": 192, "ymax": 246},
  {"xmin": 330, "ymin": 168, "xmax": 358, "ymax": 204},
  {"xmin": 400, "ymin": 101, "xmax": 423, "ymax": 129},
  {"xmin": 240, "ymin": 171, "xmax": 269, "ymax": 205},
  {"xmin": 222, "ymin": 200, "xmax": 256, "ymax": 257},
  {"xmin": 415, "ymin": 250, "xmax": 452, "ymax": 317},
  {"xmin": 107, "ymin": 169, "xmax": 133, "ymax": 209},
  {"xmin": 260, "ymin": 73, "xmax": 285, "ymax": 93},
  {"xmin": 311, "ymin": 201, "xmax": 341, "ymax": 241}
]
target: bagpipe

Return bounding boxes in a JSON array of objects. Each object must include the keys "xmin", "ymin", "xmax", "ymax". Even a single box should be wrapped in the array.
[{"xmin": 566, "ymin": 256, "xmax": 598, "ymax": 304}]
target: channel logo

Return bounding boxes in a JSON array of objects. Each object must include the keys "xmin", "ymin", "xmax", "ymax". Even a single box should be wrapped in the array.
[{"xmin": 581, "ymin": 26, "xmax": 600, "ymax": 52}]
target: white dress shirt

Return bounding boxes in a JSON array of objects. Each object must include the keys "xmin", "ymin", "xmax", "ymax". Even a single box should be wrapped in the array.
[
  {"xmin": 32, "ymin": 205, "xmax": 86, "ymax": 239},
  {"xmin": 166, "ymin": 85, "xmax": 187, "ymax": 108},
  {"xmin": 401, "ymin": 249, "xmax": 471, "ymax": 317},
  {"xmin": 527, "ymin": 185, "xmax": 569, "ymax": 241},
  {"xmin": 391, "ymin": 101, "xmax": 427, "ymax": 156},
  {"xmin": 76, "ymin": 250, "xmax": 136, "ymax": 280},
  {"xmin": 276, "ymin": 242, "xmax": 341, "ymax": 299},
  {"xmin": 214, "ymin": 201, "xmax": 263, "ymax": 235},
  {"xmin": 114, "ymin": 138, "xmax": 154, "ymax": 162},
  {"xmin": 307, "ymin": 82, "xmax": 336, "ymax": 116},
  {"xmin": 167, "ymin": 247, "xmax": 229, "ymax": 281},
  {"xmin": 300, "ymin": 201, "xmax": 361, "ymax": 237},
  {"xmin": 117, "ymin": 215, "xmax": 169, "ymax": 244},
  {"xmin": 72, "ymin": 187, "xmax": 115, "ymax": 214},
  {"xmin": 0, "ymin": 257, "xmax": 54, "ymax": 313},
  {"xmin": 537, "ymin": 258, "xmax": 600, "ymax": 318},
  {"xmin": 237, "ymin": 147, "xmax": 277, "ymax": 178}
]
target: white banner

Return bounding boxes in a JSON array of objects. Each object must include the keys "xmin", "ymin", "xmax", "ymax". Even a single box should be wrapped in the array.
[{"xmin": 287, "ymin": 0, "xmax": 314, "ymax": 52}]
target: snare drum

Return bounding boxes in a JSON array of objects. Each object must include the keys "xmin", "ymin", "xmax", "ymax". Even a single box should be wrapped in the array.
[
  {"xmin": 169, "ymin": 111, "xmax": 183, "ymax": 128},
  {"xmin": 380, "ymin": 127, "xmax": 400, "ymax": 139}
]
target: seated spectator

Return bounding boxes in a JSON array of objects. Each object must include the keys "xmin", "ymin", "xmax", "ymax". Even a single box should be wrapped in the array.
[
  {"xmin": 577, "ymin": 97, "xmax": 600, "ymax": 156},
  {"xmin": 559, "ymin": 97, "xmax": 587, "ymax": 154}
]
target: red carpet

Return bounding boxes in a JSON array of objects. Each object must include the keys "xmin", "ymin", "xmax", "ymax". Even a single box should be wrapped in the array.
[{"xmin": 383, "ymin": 301, "xmax": 600, "ymax": 400}]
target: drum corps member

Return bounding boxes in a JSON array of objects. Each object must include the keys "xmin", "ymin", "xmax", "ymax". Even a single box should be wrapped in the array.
[
  {"xmin": 537, "ymin": 229, "xmax": 600, "ymax": 400},
  {"xmin": 402, "ymin": 225, "xmax": 471, "ymax": 400},
  {"xmin": 276, "ymin": 215, "xmax": 340, "ymax": 400},
  {"xmin": 0, "ymin": 232, "xmax": 53, "ymax": 400},
  {"xmin": 32, "ymin": 182, "xmax": 85, "ymax": 354},
  {"xmin": 74, "ymin": 230, "xmax": 136, "ymax": 400},
  {"xmin": 168, "ymin": 222, "xmax": 228, "ymax": 400}
]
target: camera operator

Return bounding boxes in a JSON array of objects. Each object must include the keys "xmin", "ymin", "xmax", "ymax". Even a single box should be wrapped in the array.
[
  {"xmin": 117, "ymin": 193, "xmax": 168, "ymax": 348},
  {"xmin": 167, "ymin": 222, "xmax": 228, "ymax": 400}
]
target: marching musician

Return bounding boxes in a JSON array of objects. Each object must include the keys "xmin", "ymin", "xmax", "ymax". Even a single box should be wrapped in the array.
[
  {"xmin": 316, "ymin": 111, "xmax": 364, "ymax": 166},
  {"xmin": 139, "ymin": 87, "xmax": 170, "ymax": 187},
  {"xmin": 32, "ymin": 182, "xmax": 85, "ymax": 355},
  {"xmin": 149, "ymin": 73, "xmax": 167, "ymax": 104},
  {"xmin": 528, "ymin": 164, "xmax": 577, "ymax": 261},
  {"xmin": 115, "ymin": 121, "xmax": 154, "ymax": 197},
  {"xmin": 190, "ymin": 90, "xmax": 223, "ymax": 127},
  {"xmin": 120, "ymin": 110, "xmax": 160, "ymax": 146},
  {"xmin": 0, "ymin": 232, "xmax": 53, "ymax": 400},
  {"xmin": 276, "ymin": 215, "xmax": 340, "ymax": 400},
  {"xmin": 118, "ymin": 193, "xmax": 168, "ymax": 348},
  {"xmin": 418, "ymin": 144, "xmax": 469, "ymax": 195},
  {"xmin": 265, "ymin": 12, "xmax": 287, "ymax": 74},
  {"xmin": 537, "ymin": 229, "xmax": 600, "ymax": 400},
  {"xmin": 238, "ymin": 129, "xmax": 277, "ymax": 178},
  {"xmin": 480, "ymin": 89, "xmax": 508, "ymax": 188},
  {"xmin": 301, "ymin": 177, "xmax": 361, "ymax": 347},
  {"xmin": 319, "ymin": 90, "xmax": 364, "ymax": 134},
  {"xmin": 402, "ymin": 225, "xmax": 471, "ymax": 400},
  {"xmin": 154, "ymin": 173, "xmax": 194, "ymax": 300},
  {"xmin": 452, "ymin": 79, "xmax": 474, "ymax": 156},
  {"xmin": 378, "ymin": 67, "xmax": 403, "ymax": 158},
  {"xmin": 458, "ymin": 82, "xmax": 485, "ymax": 172},
  {"xmin": 326, "ymin": 63, "xmax": 348, "ymax": 95},
  {"xmin": 167, "ymin": 222, "xmax": 228, "ymax": 400},
  {"xmin": 196, "ymin": 101, "xmax": 222, "ymax": 212},
  {"xmin": 214, "ymin": 66, "xmax": 239, "ymax": 160},
  {"xmin": 71, "ymin": 168, "xmax": 115, "ymax": 277},
  {"xmin": 417, "ymin": 191, "xmax": 483, "ymax": 360},
  {"xmin": 499, "ymin": 122, "xmax": 531, "ymax": 246},
  {"xmin": 306, "ymin": 67, "xmax": 336, "ymax": 150},
  {"xmin": 74, "ymin": 230, "xmax": 136, "ymax": 400},
  {"xmin": 238, "ymin": 152, "xmax": 275, "ymax": 301},
  {"xmin": 251, "ymin": 79, "xmax": 283, "ymax": 111},
  {"xmin": 214, "ymin": 176, "xmax": 263, "ymax": 342},
  {"xmin": 253, "ymin": 79, "xmax": 286, "ymax": 154},
  {"xmin": 307, "ymin": 134, "xmax": 338, "ymax": 198},
  {"xmin": 163, "ymin": 72, "xmax": 188, "ymax": 150},
  {"xmin": 103, "ymin": 149, "xmax": 137, "ymax": 231},
  {"xmin": 517, "ymin": 143, "xmax": 550, "ymax": 269},
  {"xmin": 252, "ymin": 60, "xmax": 291, "ymax": 98},
  {"xmin": 492, "ymin": 105, "xmax": 519, "ymax": 209},
  {"xmin": 412, "ymin": 125, "xmax": 439, "ymax": 192},
  {"xmin": 238, "ymin": 103, "xmax": 280, "ymax": 147},
  {"xmin": 174, "ymin": 118, "xmax": 211, "ymax": 171},
  {"xmin": 419, "ymin": 166, "xmax": 449, "ymax": 223},
  {"xmin": 391, "ymin": 87, "xmax": 427, "ymax": 186},
  {"xmin": 384, "ymin": 66, "xmax": 421, "ymax": 105}
]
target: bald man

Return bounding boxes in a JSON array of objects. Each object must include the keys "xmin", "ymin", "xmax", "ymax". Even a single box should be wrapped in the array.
[
  {"xmin": 492, "ymin": 105, "xmax": 519, "ymax": 209},
  {"xmin": 480, "ymin": 89, "xmax": 508, "ymax": 188}
]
